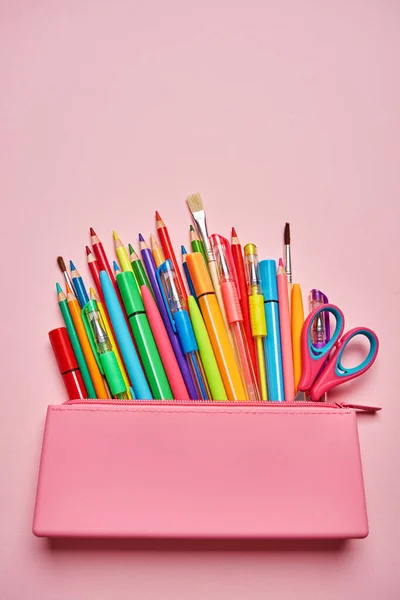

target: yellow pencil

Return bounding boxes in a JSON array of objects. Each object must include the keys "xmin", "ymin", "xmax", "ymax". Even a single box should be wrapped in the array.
[
  {"xmin": 113, "ymin": 231, "xmax": 134, "ymax": 274},
  {"xmin": 89, "ymin": 287, "xmax": 132, "ymax": 398},
  {"xmin": 291, "ymin": 283, "xmax": 304, "ymax": 394},
  {"xmin": 150, "ymin": 233, "xmax": 165, "ymax": 268}
]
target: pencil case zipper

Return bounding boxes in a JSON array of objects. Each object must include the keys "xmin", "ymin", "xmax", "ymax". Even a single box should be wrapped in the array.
[{"xmin": 63, "ymin": 399, "xmax": 381, "ymax": 412}]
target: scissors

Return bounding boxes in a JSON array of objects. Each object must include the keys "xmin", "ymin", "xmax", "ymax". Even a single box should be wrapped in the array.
[{"xmin": 296, "ymin": 304, "xmax": 379, "ymax": 402}]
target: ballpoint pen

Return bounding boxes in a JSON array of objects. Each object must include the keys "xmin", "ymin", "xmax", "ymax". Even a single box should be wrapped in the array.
[
  {"xmin": 82, "ymin": 293, "xmax": 129, "ymax": 399},
  {"xmin": 114, "ymin": 261, "xmax": 173, "ymax": 400},
  {"xmin": 244, "ymin": 243, "xmax": 268, "ymax": 401},
  {"xmin": 210, "ymin": 234, "xmax": 260, "ymax": 401},
  {"xmin": 186, "ymin": 252, "xmax": 246, "ymax": 401},
  {"xmin": 157, "ymin": 259, "xmax": 210, "ymax": 400}
]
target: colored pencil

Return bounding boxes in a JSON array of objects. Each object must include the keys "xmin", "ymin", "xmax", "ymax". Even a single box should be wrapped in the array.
[
  {"xmin": 150, "ymin": 233, "xmax": 165, "ymax": 268},
  {"xmin": 156, "ymin": 211, "xmax": 188, "ymax": 301},
  {"xmin": 56, "ymin": 283, "xmax": 96, "ymax": 398},
  {"xmin": 66, "ymin": 286, "xmax": 108, "ymax": 398},
  {"xmin": 139, "ymin": 233, "xmax": 197, "ymax": 399},
  {"xmin": 70, "ymin": 260, "xmax": 89, "ymax": 308},
  {"xmin": 277, "ymin": 259, "xmax": 295, "ymax": 401},
  {"xmin": 57, "ymin": 256, "xmax": 76, "ymax": 299},
  {"xmin": 231, "ymin": 227, "xmax": 257, "ymax": 374},
  {"xmin": 190, "ymin": 224, "xmax": 207, "ymax": 266},
  {"xmin": 181, "ymin": 245, "xmax": 197, "ymax": 301},
  {"xmin": 141, "ymin": 285, "xmax": 190, "ymax": 400},
  {"xmin": 128, "ymin": 243, "xmax": 153, "ymax": 297},
  {"xmin": 113, "ymin": 231, "xmax": 134, "ymax": 274},
  {"xmin": 291, "ymin": 283, "xmax": 304, "ymax": 394}
]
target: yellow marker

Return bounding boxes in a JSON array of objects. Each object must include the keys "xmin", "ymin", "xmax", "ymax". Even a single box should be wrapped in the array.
[
  {"xmin": 89, "ymin": 288, "xmax": 132, "ymax": 398},
  {"xmin": 244, "ymin": 243, "xmax": 268, "ymax": 401},
  {"xmin": 291, "ymin": 283, "xmax": 304, "ymax": 393},
  {"xmin": 150, "ymin": 233, "xmax": 165, "ymax": 268},
  {"xmin": 186, "ymin": 252, "xmax": 246, "ymax": 401}
]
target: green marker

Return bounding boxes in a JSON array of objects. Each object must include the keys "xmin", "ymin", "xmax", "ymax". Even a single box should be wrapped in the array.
[
  {"xmin": 114, "ymin": 263, "xmax": 173, "ymax": 400},
  {"xmin": 82, "ymin": 295, "xmax": 129, "ymax": 399},
  {"xmin": 56, "ymin": 283, "xmax": 96, "ymax": 398},
  {"xmin": 187, "ymin": 295, "xmax": 227, "ymax": 401},
  {"xmin": 190, "ymin": 225, "xmax": 207, "ymax": 266},
  {"xmin": 128, "ymin": 243, "xmax": 155, "ymax": 299}
]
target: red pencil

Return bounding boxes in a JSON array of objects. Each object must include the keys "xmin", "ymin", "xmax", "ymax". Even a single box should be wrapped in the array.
[
  {"xmin": 231, "ymin": 227, "xmax": 257, "ymax": 374},
  {"xmin": 155, "ymin": 211, "xmax": 188, "ymax": 303},
  {"xmin": 86, "ymin": 246, "xmax": 103, "ymax": 300}
]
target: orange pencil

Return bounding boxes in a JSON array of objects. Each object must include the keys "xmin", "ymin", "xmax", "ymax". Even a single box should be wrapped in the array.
[
  {"xmin": 150, "ymin": 233, "xmax": 165, "ymax": 268},
  {"xmin": 66, "ymin": 284, "xmax": 108, "ymax": 399},
  {"xmin": 155, "ymin": 211, "xmax": 188, "ymax": 302}
]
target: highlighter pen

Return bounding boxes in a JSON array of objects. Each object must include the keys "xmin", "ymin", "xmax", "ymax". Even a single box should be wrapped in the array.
[
  {"xmin": 56, "ymin": 283, "xmax": 96, "ymax": 398},
  {"xmin": 186, "ymin": 252, "xmax": 246, "ymax": 401},
  {"xmin": 100, "ymin": 270, "xmax": 152, "ymax": 399},
  {"xmin": 259, "ymin": 260, "xmax": 284, "ymax": 401},
  {"xmin": 114, "ymin": 262, "xmax": 173, "ymax": 400},
  {"xmin": 244, "ymin": 244, "xmax": 268, "ymax": 401},
  {"xmin": 210, "ymin": 235, "xmax": 259, "ymax": 401},
  {"xmin": 187, "ymin": 295, "xmax": 227, "ymax": 401},
  {"xmin": 181, "ymin": 245, "xmax": 198, "ymax": 302},
  {"xmin": 82, "ymin": 295, "xmax": 129, "ymax": 399},
  {"xmin": 49, "ymin": 327, "xmax": 87, "ymax": 400},
  {"xmin": 89, "ymin": 287, "xmax": 132, "ymax": 398},
  {"xmin": 70, "ymin": 261, "xmax": 90, "ymax": 308},
  {"xmin": 277, "ymin": 259, "xmax": 295, "ymax": 401},
  {"xmin": 141, "ymin": 285, "xmax": 190, "ymax": 399},
  {"xmin": 157, "ymin": 259, "xmax": 210, "ymax": 400},
  {"xmin": 139, "ymin": 234, "xmax": 197, "ymax": 399},
  {"xmin": 291, "ymin": 284, "xmax": 304, "ymax": 394}
]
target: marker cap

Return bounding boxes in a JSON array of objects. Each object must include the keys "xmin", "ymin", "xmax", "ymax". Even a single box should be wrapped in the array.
[
  {"xmin": 49, "ymin": 327, "xmax": 78, "ymax": 374},
  {"xmin": 186, "ymin": 252, "xmax": 214, "ymax": 296},
  {"xmin": 260, "ymin": 260, "xmax": 278, "ymax": 302}
]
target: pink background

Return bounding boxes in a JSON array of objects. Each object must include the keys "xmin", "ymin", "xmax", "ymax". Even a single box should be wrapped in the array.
[{"xmin": 1, "ymin": 0, "xmax": 399, "ymax": 597}]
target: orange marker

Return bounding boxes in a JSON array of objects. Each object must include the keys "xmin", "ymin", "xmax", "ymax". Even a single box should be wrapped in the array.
[
  {"xmin": 150, "ymin": 233, "xmax": 165, "ymax": 268},
  {"xmin": 66, "ymin": 284, "xmax": 108, "ymax": 399},
  {"xmin": 186, "ymin": 252, "xmax": 246, "ymax": 401}
]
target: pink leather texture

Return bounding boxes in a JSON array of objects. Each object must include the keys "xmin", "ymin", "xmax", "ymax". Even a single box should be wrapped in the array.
[{"xmin": 33, "ymin": 403, "xmax": 368, "ymax": 539}]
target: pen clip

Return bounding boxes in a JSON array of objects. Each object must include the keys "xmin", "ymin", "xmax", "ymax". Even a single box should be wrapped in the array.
[
  {"xmin": 81, "ymin": 301, "xmax": 104, "ymax": 374},
  {"xmin": 156, "ymin": 260, "xmax": 177, "ymax": 332}
]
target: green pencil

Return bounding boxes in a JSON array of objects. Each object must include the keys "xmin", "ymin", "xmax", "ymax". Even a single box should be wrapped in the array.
[
  {"xmin": 190, "ymin": 225, "xmax": 208, "ymax": 266},
  {"xmin": 56, "ymin": 283, "xmax": 96, "ymax": 398},
  {"xmin": 128, "ymin": 243, "xmax": 155, "ymax": 299},
  {"xmin": 115, "ymin": 264, "xmax": 173, "ymax": 400},
  {"xmin": 187, "ymin": 295, "xmax": 227, "ymax": 401}
]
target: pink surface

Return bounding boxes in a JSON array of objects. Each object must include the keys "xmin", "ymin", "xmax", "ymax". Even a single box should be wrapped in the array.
[
  {"xmin": 34, "ymin": 403, "xmax": 368, "ymax": 539},
  {"xmin": 0, "ymin": 0, "xmax": 398, "ymax": 597}
]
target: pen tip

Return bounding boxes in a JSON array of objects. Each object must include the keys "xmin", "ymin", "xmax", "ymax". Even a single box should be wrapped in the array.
[
  {"xmin": 279, "ymin": 257, "xmax": 284, "ymax": 267},
  {"xmin": 56, "ymin": 282, "xmax": 62, "ymax": 293},
  {"xmin": 231, "ymin": 226, "xmax": 237, "ymax": 238},
  {"xmin": 113, "ymin": 260, "xmax": 120, "ymax": 273},
  {"xmin": 138, "ymin": 233, "xmax": 145, "ymax": 242},
  {"xmin": 90, "ymin": 227, "xmax": 96, "ymax": 236},
  {"xmin": 69, "ymin": 260, "xmax": 75, "ymax": 271},
  {"xmin": 181, "ymin": 245, "xmax": 187, "ymax": 255},
  {"xmin": 128, "ymin": 243, "xmax": 134, "ymax": 254},
  {"xmin": 85, "ymin": 246, "xmax": 92, "ymax": 256},
  {"xmin": 284, "ymin": 222, "xmax": 290, "ymax": 244}
]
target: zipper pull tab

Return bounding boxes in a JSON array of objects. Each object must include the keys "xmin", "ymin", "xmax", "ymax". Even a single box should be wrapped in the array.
[{"xmin": 335, "ymin": 401, "xmax": 382, "ymax": 413}]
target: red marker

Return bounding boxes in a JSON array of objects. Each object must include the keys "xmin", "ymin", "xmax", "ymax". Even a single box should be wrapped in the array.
[{"xmin": 49, "ymin": 327, "xmax": 87, "ymax": 400}]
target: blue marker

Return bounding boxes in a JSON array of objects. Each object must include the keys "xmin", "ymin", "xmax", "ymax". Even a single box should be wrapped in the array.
[
  {"xmin": 100, "ymin": 270, "xmax": 152, "ymax": 400},
  {"xmin": 70, "ymin": 260, "xmax": 90, "ymax": 308},
  {"xmin": 157, "ymin": 259, "xmax": 210, "ymax": 400},
  {"xmin": 260, "ymin": 260, "xmax": 285, "ymax": 401}
]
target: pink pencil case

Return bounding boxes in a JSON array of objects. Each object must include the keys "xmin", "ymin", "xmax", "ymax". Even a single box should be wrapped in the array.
[{"xmin": 33, "ymin": 399, "xmax": 378, "ymax": 539}]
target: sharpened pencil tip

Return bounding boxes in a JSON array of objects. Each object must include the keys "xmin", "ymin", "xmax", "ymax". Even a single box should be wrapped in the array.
[
  {"xmin": 113, "ymin": 261, "xmax": 120, "ymax": 273},
  {"xmin": 69, "ymin": 260, "xmax": 76, "ymax": 271},
  {"xmin": 128, "ymin": 243, "xmax": 134, "ymax": 255},
  {"xmin": 56, "ymin": 282, "xmax": 62, "ymax": 293},
  {"xmin": 90, "ymin": 227, "xmax": 96, "ymax": 236},
  {"xmin": 155, "ymin": 210, "xmax": 161, "ymax": 220},
  {"xmin": 138, "ymin": 233, "xmax": 145, "ymax": 242},
  {"xmin": 85, "ymin": 246, "xmax": 92, "ymax": 256},
  {"xmin": 279, "ymin": 257, "xmax": 284, "ymax": 267},
  {"xmin": 231, "ymin": 227, "xmax": 237, "ymax": 238},
  {"xmin": 89, "ymin": 288, "xmax": 97, "ymax": 300},
  {"xmin": 181, "ymin": 245, "xmax": 187, "ymax": 255},
  {"xmin": 113, "ymin": 230, "xmax": 119, "ymax": 241},
  {"xmin": 189, "ymin": 224, "xmax": 195, "ymax": 232}
]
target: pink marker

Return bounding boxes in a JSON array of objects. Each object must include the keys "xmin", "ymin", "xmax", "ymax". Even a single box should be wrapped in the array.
[
  {"xmin": 141, "ymin": 286, "xmax": 190, "ymax": 400},
  {"xmin": 277, "ymin": 259, "xmax": 295, "ymax": 401}
]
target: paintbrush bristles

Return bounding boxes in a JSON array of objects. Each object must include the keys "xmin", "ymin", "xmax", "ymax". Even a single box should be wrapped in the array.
[
  {"xmin": 57, "ymin": 256, "xmax": 67, "ymax": 272},
  {"xmin": 284, "ymin": 223, "xmax": 291, "ymax": 245},
  {"xmin": 186, "ymin": 193, "xmax": 204, "ymax": 214}
]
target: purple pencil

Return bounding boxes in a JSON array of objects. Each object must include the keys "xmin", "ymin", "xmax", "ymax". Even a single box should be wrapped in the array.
[{"xmin": 139, "ymin": 234, "xmax": 198, "ymax": 399}]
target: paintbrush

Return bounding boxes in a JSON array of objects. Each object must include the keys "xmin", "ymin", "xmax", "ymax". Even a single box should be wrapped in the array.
[
  {"xmin": 284, "ymin": 222, "xmax": 292, "ymax": 310},
  {"xmin": 57, "ymin": 256, "xmax": 76, "ymax": 297}
]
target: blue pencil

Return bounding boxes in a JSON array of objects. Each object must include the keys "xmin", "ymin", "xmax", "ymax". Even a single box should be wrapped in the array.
[
  {"xmin": 70, "ymin": 260, "xmax": 89, "ymax": 308},
  {"xmin": 181, "ymin": 246, "xmax": 198, "ymax": 304}
]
